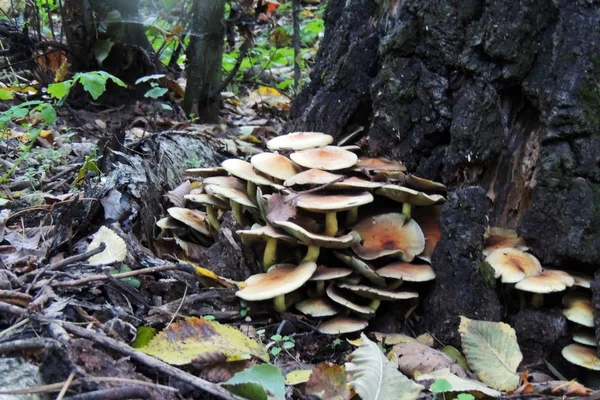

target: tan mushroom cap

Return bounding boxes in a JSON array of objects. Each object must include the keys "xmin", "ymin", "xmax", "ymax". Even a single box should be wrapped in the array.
[
  {"xmin": 296, "ymin": 192, "xmax": 374, "ymax": 212},
  {"xmin": 563, "ymin": 293, "xmax": 594, "ymax": 328},
  {"xmin": 404, "ymin": 174, "xmax": 446, "ymax": 192},
  {"xmin": 267, "ymin": 131, "xmax": 334, "ymax": 151},
  {"xmin": 236, "ymin": 224, "xmax": 296, "ymax": 242},
  {"xmin": 330, "ymin": 177, "xmax": 385, "ymax": 190},
  {"xmin": 573, "ymin": 329, "xmax": 597, "ymax": 347},
  {"xmin": 250, "ymin": 153, "xmax": 302, "ymax": 181},
  {"xmin": 185, "ymin": 167, "xmax": 227, "ymax": 178},
  {"xmin": 204, "ymin": 185, "xmax": 256, "ymax": 208},
  {"xmin": 87, "ymin": 226, "xmax": 128, "ymax": 266},
  {"xmin": 284, "ymin": 169, "xmax": 343, "ymax": 187},
  {"xmin": 334, "ymin": 252, "xmax": 387, "ymax": 287},
  {"xmin": 483, "ymin": 228, "xmax": 528, "ymax": 256},
  {"xmin": 485, "ymin": 248, "xmax": 542, "ymax": 283},
  {"xmin": 413, "ymin": 206, "xmax": 442, "ymax": 263},
  {"xmin": 184, "ymin": 194, "xmax": 229, "ymax": 208},
  {"xmin": 354, "ymin": 157, "xmax": 407, "ymax": 172},
  {"xmin": 326, "ymin": 284, "xmax": 376, "ymax": 317},
  {"xmin": 336, "ymin": 282, "xmax": 419, "ymax": 300},
  {"xmin": 310, "ymin": 265, "xmax": 353, "ymax": 281},
  {"xmin": 222, "ymin": 159, "xmax": 283, "ymax": 188},
  {"xmin": 167, "ymin": 207, "xmax": 210, "ymax": 235},
  {"xmin": 562, "ymin": 344, "xmax": 600, "ymax": 371},
  {"xmin": 156, "ymin": 217, "xmax": 186, "ymax": 230},
  {"xmin": 236, "ymin": 261, "xmax": 318, "ymax": 301},
  {"xmin": 376, "ymin": 262, "xmax": 436, "ymax": 282},
  {"xmin": 295, "ymin": 297, "xmax": 340, "ymax": 317},
  {"xmin": 514, "ymin": 269, "xmax": 574, "ymax": 293},
  {"xmin": 202, "ymin": 176, "xmax": 246, "ymax": 192},
  {"xmin": 376, "ymin": 185, "xmax": 446, "ymax": 206},
  {"xmin": 273, "ymin": 220, "xmax": 361, "ymax": 248},
  {"xmin": 290, "ymin": 146, "xmax": 358, "ymax": 171},
  {"xmin": 318, "ymin": 316, "xmax": 369, "ymax": 334},
  {"xmin": 566, "ymin": 271, "xmax": 593, "ymax": 289},
  {"xmin": 351, "ymin": 213, "xmax": 425, "ymax": 261}
]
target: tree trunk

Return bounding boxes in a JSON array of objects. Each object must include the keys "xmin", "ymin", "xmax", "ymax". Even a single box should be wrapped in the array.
[
  {"xmin": 183, "ymin": 0, "xmax": 226, "ymax": 123},
  {"xmin": 287, "ymin": 0, "xmax": 600, "ymax": 358},
  {"xmin": 61, "ymin": 0, "xmax": 94, "ymax": 71}
]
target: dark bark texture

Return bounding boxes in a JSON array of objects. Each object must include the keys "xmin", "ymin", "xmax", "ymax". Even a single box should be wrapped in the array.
[{"xmin": 288, "ymin": 0, "xmax": 600, "ymax": 270}]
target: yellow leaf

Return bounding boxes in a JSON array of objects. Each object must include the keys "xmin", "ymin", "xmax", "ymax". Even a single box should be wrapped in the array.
[
  {"xmin": 39, "ymin": 130, "xmax": 53, "ymax": 138},
  {"xmin": 139, "ymin": 317, "xmax": 269, "ymax": 365},
  {"xmin": 189, "ymin": 263, "xmax": 236, "ymax": 288},
  {"xmin": 285, "ymin": 369, "xmax": 312, "ymax": 385},
  {"xmin": 346, "ymin": 338, "xmax": 362, "ymax": 346},
  {"xmin": 257, "ymin": 86, "xmax": 281, "ymax": 96}
]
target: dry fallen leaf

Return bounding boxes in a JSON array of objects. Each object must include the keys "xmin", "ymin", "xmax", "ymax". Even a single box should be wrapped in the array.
[
  {"xmin": 304, "ymin": 362, "xmax": 352, "ymax": 400},
  {"xmin": 266, "ymin": 193, "xmax": 297, "ymax": 224},
  {"xmin": 391, "ymin": 342, "xmax": 467, "ymax": 379},
  {"xmin": 165, "ymin": 180, "xmax": 191, "ymax": 207}
]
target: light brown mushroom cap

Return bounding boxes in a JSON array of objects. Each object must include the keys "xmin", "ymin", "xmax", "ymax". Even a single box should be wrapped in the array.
[
  {"xmin": 562, "ymin": 344, "xmax": 600, "ymax": 371},
  {"xmin": 404, "ymin": 174, "xmax": 446, "ymax": 192},
  {"xmin": 514, "ymin": 270, "xmax": 574, "ymax": 293},
  {"xmin": 351, "ymin": 213, "xmax": 425, "ymax": 261},
  {"xmin": 334, "ymin": 252, "xmax": 387, "ymax": 287},
  {"xmin": 573, "ymin": 329, "xmax": 597, "ymax": 347},
  {"xmin": 310, "ymin": 265, "xmax": 353, "ymax": 281},
  {"xmin": 295, "ymin": 192, "xmax": 374, "ymax": 213},
  {"xmin": 250, "ymin": 153, "xmax": 302, "ymax": 181},
  {"xmin": 376, "ymin": 262, "xmax": 436, "ymax": 282},
  {"xmin": 483, "ymin": 228, "xmax": 528, "ymax": 256},
  {"xmin": 167, "ymin": 207, "xmax": 210, "ymax": 235},
  {"xmin": 326, "ymin": 284, "xmax": 376, "ymax": 317},
  {"xmin": 376, "ymin": 185, "xmax": 446, "ymax": 206},
  {"xmin": 329, "ymin": 177, "xmax": 385, "ymax": 190},
  {"xmin": 295, "ymin": 297, "xmax": 340, "ymax": 317},
  {"xmin": 273, "ymin": 220, "xmax": 361, "ymax": 248},
  {"xmin": 87, "ymin": 226, "xmax": 128, "ymax": 265},
  {"xmin": 156, "ymin": 217, "xmax": 186, "ymax": 230},
  {"xmin": 236, "ymin": 261, "xmax": 317, "ymax": 301},
  {"xmin": 267, "ymin": 132, "xmax": 334, "ymax": 151},
  {"xmin": 290, "ymin": 146, "xmax": 358, "ymax": 171},
  {"xmin": 185, "ymin": 167, "xmax": 227, "ymax": 178},
  {"xmin": 318, "ymin": 316, "xmax": 369, "ymax": 334},
  {"xmin": 202, "ymin": 176, "xmax": 246, "ymax": 192},
  {"xmin": 222, "ymin": 159, "xmax": 283, "ymax": 188},
  {"xmin": 566, "ymin": 271, "xmax": 593, "ymax": 289},
  {"xmin": 204, "ymin": 185, "xmax": 256, "ymax": 208},
  {"xmin": 284, "ymin": 169, "xmax": 343, "ymax": 187},
  {"xmin": 563, "ymin": 292, "xmax": 594, "ymax": 328},
  {"xmin": 485, "ymin": 248, "xmax": 542, "ymax": 283},
  {"xmin": 354, "ymin": 157, "xmax": 407, "ymax": 172},
  {"xmin": 236, "ymin": 224, "xmax": 296, "ymax": 242},
  {"xmin": 413, "ymin": 206, "xmax": 442, "ymax": 263},
  {"xmin": 336, "ymin": 282, "xmax": 419, "ymax": 301},
  {"xmin": 184, "ymin": 194, "xmax": 229, "ymax": 208}
]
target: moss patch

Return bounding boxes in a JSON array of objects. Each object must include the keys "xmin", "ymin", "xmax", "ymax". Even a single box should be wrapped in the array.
[
  {"xmin": 577, "ymin": 56, "xmax": 600, "ymax": 133},
  {"xmin": 475, "ymin": 261, "xmax": 497, "ymax": 289}
]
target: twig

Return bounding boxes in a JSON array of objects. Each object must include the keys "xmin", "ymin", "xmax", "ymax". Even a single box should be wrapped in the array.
[
  {"xmin": 210, "ymin": 39, "xmax": 252, "ymax": 99},
  {"xmin": 0, "ymin": 337, "xmax": 62, "ymax": 354},
  {"xmin": 283, "ymin": 176, "xmax": 345, "ymax": 203},
  {"xmin": 166, "ymin": 283, "xmax": 188, "ymax": 329},
  {"xmin": 49, "ymin": 244, "xmax": 106, "ymax": 272},
  {"xmin": 56, "ymin": 371, "xmax": 76, "ymax": 400},
  {"xmin": 56, "ymin": 321, "xmax": 247, "ymax": 400},
  {"xmin": 62, "ymin": 386, "xmax": 151, "ymax": 400},
  {"xmin": 0, "ymin": 300, "xmax": 27, "ymax": 316},
  {"xmin": 0, "ymin": 317, "xmax": 29, "ymax": 338}
]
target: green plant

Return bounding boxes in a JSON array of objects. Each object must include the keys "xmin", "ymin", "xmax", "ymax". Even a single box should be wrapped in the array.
[
  {"xmin": 239, "ymin": 300, "xmax": 251, "ymax": 318},
  {"xmin": 269, "ymin": 334, "xmax": 295, "ymax": 357},
  {"xmin": 331, "ymin": 338, "xmax": 342, "ymax": 347},
  {"xmin": 48, "ymin": 70, "xmax": 127, "ymax": 103}
]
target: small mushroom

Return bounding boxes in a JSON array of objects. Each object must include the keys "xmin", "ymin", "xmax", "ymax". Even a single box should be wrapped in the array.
[
  {"xmin": 334, "ymin": 252, "xmax": 387, "ymax": 287},
  {"xmin": 404, "ymin": 174, "xmax": 446, "ymax": 192},
  {"xmin": 514, "ymin": 269, "xmax": 574, "ymax": 308},
  {"xmin": 295, "ymin": 192, "xmax": 374, "ymax": 236},
  {"xmin": 222, "ymin": 159, "xmax": 283, "ymax": 202},
  {"xmin": 351, "ymin": 213, "xmax": 425, "ymax": 262},
  {"xmin": 236, "ymin": 261, "xmax": 317, "ymax": 312},
  {"xmin": 562, "ymin": 344, "xmax": 600, "ymax": 371},
  {"xmin": 290, "ymin": 146, "xmax": 358, "ymax": 171},
  {"xmin": 376, "ymin": 261, "xmax": 436, "ymax": 283},
  {"xmin": 310, "ymin": 265, "xmax": 353, "ymax": 296},
  {"xmin": 250, "ymin": 153, "xmax": 303, "ymax": 181},
  {"xmin": 326, "ymin": 283, "xmax": 376, "ymax": 318},
  {"xmin": 413, "ymin": 205, "xmax": 442, "ymax": 263},
  {"xmin": 185, "ymin": 194, "xmax": 229, "ymax": 230},
  {"xmin": 483, "ymin": 228, "xmax": 528, "ymax": 256},
  {"xmin": 329, "ymin": 177, "xmax": 385, "ymax": 191},
  {"xmin": 572, "ymin": 328, "xmax": 597, "ymax": 347},
  {"xmin": 376, "ymin": 185, "xmax": 445, "ymax": 219},
  {"xmin": 484, "ymin": 248, "xmax": 542, "ymax": 283},
  {"xmin": 563, "ymin": 292, "xmax": 594, "ymax": 328},
  {"xmin": 156, "ymin": 217, "xmax": 187, "ymax": 236},
  {"xmin": 336, "ymin": 281, "xmax": 419, "ymax": 311},
  {"xmin": 318, "ymin": 316, "xmax": 369, "ymax": 335},
  {"xmin": 167, "ymin": 207, "xmax": 211, "ymax": 236},
  {"xmin": 236, "ymin": 224, "xmax": 297, "ymax": 270},
  {"xmin": 204, "ymin": 185, "xmax": 256, "ymax": 226},
  {"xmin": 185, "ymin": 167, "xmax": 227, "ymax": 178},
  {"xmin": 295, "ymin": 297, "xmax": 340, "ymax": 317},
  {"xmin": 353, "ymin": 157, "xmax": 407, "ymax": 172},
  {"xmin": 202, "ymin": 176, "xmax": 246, "ymax": 192},
  {"xmin": 284, "ymin": 169, "xmax": 343, "ymax": 187},
  {"xmin": 267, "ymin": 131, "xmax": 334, "ymax": 151},
  {"xmin": 565, "ymin": 271, "xmax": 593, "ymax": 289}
]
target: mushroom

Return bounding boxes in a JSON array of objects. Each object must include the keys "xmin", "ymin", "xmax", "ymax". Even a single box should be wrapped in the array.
[
  {"xmin": 565, "ymin": 271, "xmax": 593, "ymax": 289},
  {"xmin": 156, "ymin": 217, "xmax": 188, "ymax": 236},
  {"xmin": 267, "ymin": 131, "xmax": 334, "ymax": 151},
  {"xmin": 250, "ymin": 152, "xmax": 303, "ymax": 182},
  {"xmin": 185, "ymin": 167, "xmax": 228, "ymax": 178},
  {"xmin": 413, "ymin": 205, "xmax": 442, "ymax": 263},
  {"xmin": 290, "ymin": 146, "xmax": 358, "ymax": 171},
  {"xmin": 353, "ymin": 157, "xmax": 407, "ymax": 172},
  {"xmin": 236, "ymin": 224, "xmax": 297, "ymax": 270},
  {"xmin": 562, "ymin": 292, "xmax": 594, "ymax": 328},
  {"xmin": 334, "ymin": 252, "xmax": 387, "ymax": 287},
  {"xmin": 404, "ymin": 174, "xmax": 446, "ymax": 192},
  {"xmin": 273, "ymin": 220, "xmax": 361, "ymax": 262},
  {"xmin": 167, "ymin": 207, "xmax": 211, "ymax": 236},
  {"xmin": 318, "ymin": 316, "xmax": 369, "ymax": 335},
  {"xmin": 295, "ymin": 297, "xmax": 340, "ymax": 317},
  {"xmin": 236, "ymin": 261, "xmax": 317, "ymax": 312},
  {"xmin": 329, "ymin": 177, "xmax": 385, "ymax": 191},
  {"xmin": 514, "ymin": 269, "xmax": 574, "ymax": 307},
  {"xmin": 295, "ymin": 192, "xmax": 374, "ymax": 236},
  {"xmin": 222, "ymin": 159, "xmax": 283, "ymax": 203},
  {"xmin": 336, "ymin": 281, "xmax": 419, "ymax": 312},
  {"xmin": 562, "ymin": 344, "xmax": 600, "ymax": 371},
  {"xmin": 202, "ymin": 176, "xmax": 246, "ymax": 192},
  {"xmin": 483, "ymin": 228, "xmax": 528, "ymax": 256},
  {"xmin": 326, "ymin": 283, "xmax": 376, "ymax": 318},
  {"xmin": 572, "ymin": 328, "xmax": 597, "ymax": 347},
  {"xmin": 376, "ymin": 185, "xmax": 445, "ymax": 219},
  {"xmin": 185, "ymin": 194, "xmax": 229, "ymax": 230},
  {"xmin": 484, "ymin": 248, "xmax": 542, "ymax": 283},
  {"xmin": 376, "ymin": 261, "xmax": 436, "ymax": 284},
  {"xmin": 351, "ymin": 213, "xmax": 425, "ymax": 262},
  {"xmin": 204, "ymin": 184, "xmax": 256, "ymax": 226},
  {"xmin": 309, "ymin": 264, "xmax": 353, "ymax": 296},
  {"xmin": 284, "ymin": 169, "xmax": 343, "ymax": 187}
]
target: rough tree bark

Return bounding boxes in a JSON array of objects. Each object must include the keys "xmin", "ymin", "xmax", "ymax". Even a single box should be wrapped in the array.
[{"xmin": 287, "ymin": 0, "xmax": 600, "ymax": 356}]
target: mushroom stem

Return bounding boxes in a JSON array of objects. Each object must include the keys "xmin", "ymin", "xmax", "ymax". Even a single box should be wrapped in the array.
[
  {"xmin": 345, "ymin": 207, "xmax": 358, "ymax": 226},
  {"xmin": 315, "ymin": 280, "xmax": 325, "ymax": 296},
  {"xmin": 369, "ymin": 299, "xmax": 381, "ymax": 311},
  {"xmin": 531, "ymin": 293, "xmax": 544, "ymax": 308},
  {"xmin": 206, "ymin": 205, "xmax": 221, "ymax": 230},
  {"xmin": 247, "ymin": 181, "xmax": 257, "ymax": 204},
  {"xmin": 274, "ymin": 295, "xmax": 287, "ymax": 312},
  {"xmin": 388, "ymin": 279, "xmax": 403, "ymax": 290},
  {"xmin": 303, "ymin": 245, "xmax": 321, "ymax": 262},
  {"xmin": 325, "ymin": 211, "xmax": 338, "ymax": 236},
  {"xmin": 230, "ymin": 200, "xmax": 245, "ymax": 226},
  {"xmin": 402, "ymin": 203, "xmax": 412, "ymax": 219},
  {"xmin": 263, "ymin": 237, "xmax": 278, "ymax": 271}
]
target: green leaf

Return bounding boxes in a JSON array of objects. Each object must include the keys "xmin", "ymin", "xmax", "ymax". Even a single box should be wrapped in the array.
[
  {"xmin": 37, "ymin": 103, "xmax": 56, "ymax": 124},
  {"xmin": 417, "ymin": 369, "xmax": 501, "ymax": 397},
  {"xmin": 94, "ymin": 39, "xmax": 114, "ymax": 65},
  {"xmin": 135, "ymin": 74, "xmax": 166, "ymax": 84},
  {"xmin": 47, "ymin": 80, "xmax": 73, "ymax": 100},
  {"xmin": 458, "ymin": 317, "xmax": 523, "ymax": 391},
  {"xmin": 222, "ymin": 364, "xmax": 285, "ymax": 400},
  {"xmin": 457, "ymin": 394, "xmax": 475, "ymax": 400},
  {"xmin": 78, "ymin": 73, "xmax": 107, "ymax": 100},
  {"xmin": 144, "ymin": 87, "xmax": 168, "ymax": 99},
  {"xmin": 0, "ymin": 88, "xmax": 14, "ymax": 100},
  {"xmin": 430, "ymin": 379, "xmax": 452, "ymax": 393},
  {"xmin": 442, "ymin": 345, "xmax": 470, "ymax": 371},
  {"xmin": 271, "ymin": 347, "xmax": 281, "ymax": 356},
  {"xmin": 282, "ymin": 341, "xmax": 295, "ymax": 349},
  {"xmin": 132, "ymin": 327, "xmax": 157, "ymax": 348},
  {"xmin": 162, "ymin": 0, "xmax": 175, "ymax": 10}
]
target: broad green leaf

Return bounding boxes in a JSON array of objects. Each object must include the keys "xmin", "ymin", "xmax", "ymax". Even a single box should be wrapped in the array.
[
  {"xmin": 417, "ymin": 369, "xmax": 501, "ymax": 397},
  {"xmin": 222, "ymin": 364, "xmax": 285, "ymax": 400},
  {"xmin": 346, "ymin": 333, "xmax": 423, "ymax": 400},
  {"xmin": 94, "ymin": 39, "xmax": 114, "ymax": 65},
  {"xmin": 47, "ymin": 80, "xmax": 72, "ymax": 100},
  {"xmin": 0, "ymin": 88, "xmax": 14, "ymax": 100},
  {"xmin": 132, "ymin": 326, "xmax": 157, "ymax": 348},
  {"xmin": 0, "ymin": 198, "xmax": 9, "ymax": 206},
  {"xmin": 144, "ymin": 87, "xmax": 168, "ymax": 99},
  {"xmin": 95, "ymin": 70, "xmax": 127, "ymax": 87},
  {"xmin": 457, "ymin": 394, "xmax": 475, "ymax": 400},
  {"xmin": 37, "ymin": 103, "xmax": 56, "ymax": 124},
  {"xmin": 78, "ymin": 73, "xmax": 107, "ymax": 100},
  {"xmin": 442, "ymin": 345, "xmax": 469, "ymax": 371},
  {"xmin": 139, "ymin": 317, "xmax": 269, "ymax": 365},
  {"xmin": 135, "ymin": 74, "xmax": 166, "ymax": 84},
  {"xmin": 458, "ymin": 317, "xmax": 522, "ymax": 391}
]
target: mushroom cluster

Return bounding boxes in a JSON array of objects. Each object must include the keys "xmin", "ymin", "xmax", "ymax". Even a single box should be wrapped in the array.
[{"xmin": 163, "ymin": 132, "xmax": 446, "ymax": 334}]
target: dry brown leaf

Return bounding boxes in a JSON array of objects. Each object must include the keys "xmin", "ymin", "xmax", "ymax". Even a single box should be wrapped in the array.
[
  {"xmin": 304, "ymin": 362, "xmax": 351, "ymax": 400},
  {"xmin": 516, "ymin": 380, "xmax": 592, "ymax": 397},
  {"xmin": 165, "ymin": 180, "xmax": 191, "ymax": 207},
  {"xmin": 266, "ymin": 193, "xmax": 297, "ymax": 224},
  {"xmin": 199, "ymin": 360, "xmax": 255, "ymax": 383},
  {"xmin": 391, "ymin": 342, "xmax": 467, "ymax": 378}
]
